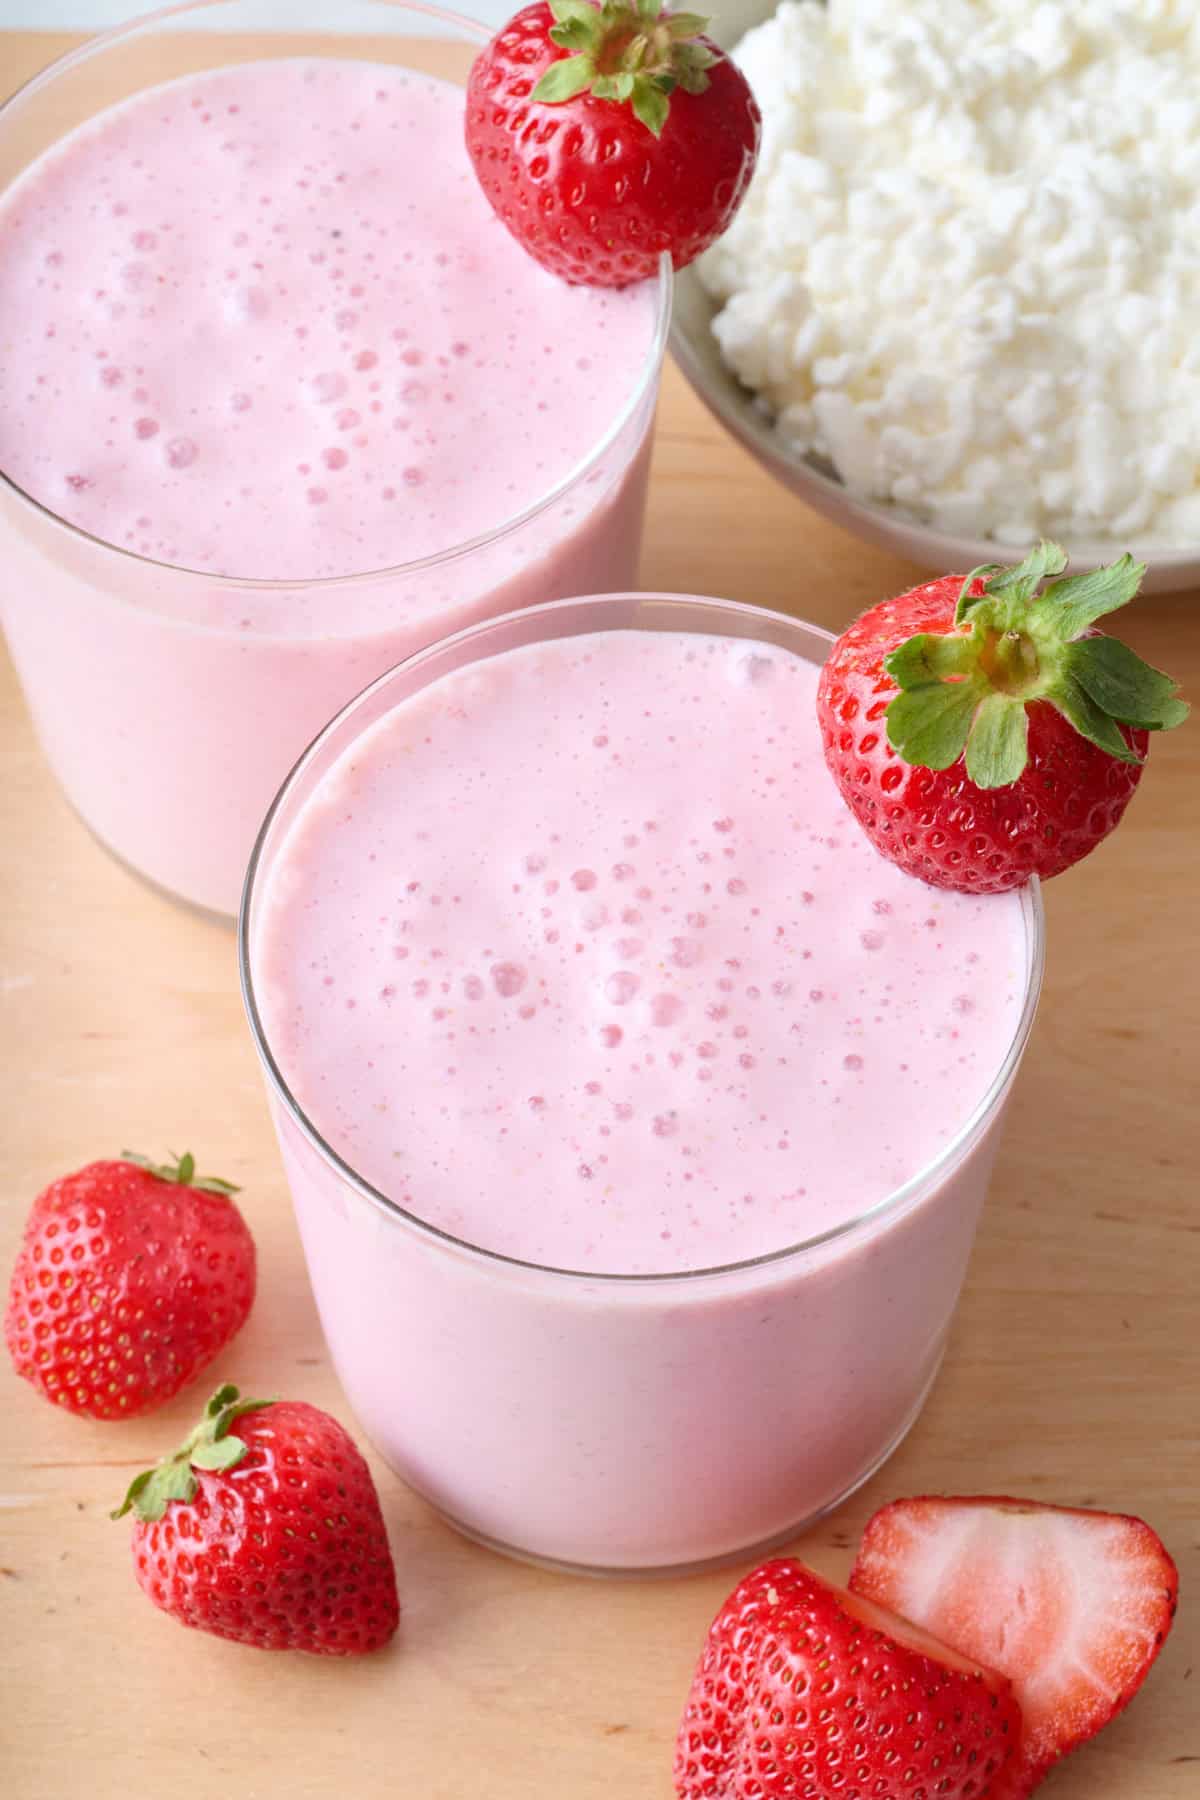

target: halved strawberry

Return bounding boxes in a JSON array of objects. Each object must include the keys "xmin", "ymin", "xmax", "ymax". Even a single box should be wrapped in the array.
[
  {"xmin": 849, "ymin": 1496, "xmax": 1179, "ymax": 1791},
  {"xmin": 674, "ymin": 1556, "xmax": 1023, "ymax": 1799}
]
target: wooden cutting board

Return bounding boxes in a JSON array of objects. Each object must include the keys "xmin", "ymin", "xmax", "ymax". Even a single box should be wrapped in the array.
[{"xmin": 1, "ymin": 28, "xmax": 1196, "ymax": 1800}]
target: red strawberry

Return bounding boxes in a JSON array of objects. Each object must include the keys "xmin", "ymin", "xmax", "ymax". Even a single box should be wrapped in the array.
[
  {"xmin": 113, "ymin": 1383, "xmax": 399, "ymax": 1655},
  {"xmin": 817, "ymin": 542, "xmax": 1187, "ymax": 893},
  {"xmin": 5, "ymin": 1152, "xmax": 255, "ymax": 1419},
  {"xmin": 674, "ymin": 1556, "xmax": 1023, "ymax": 1800},
  {"xmin": 849, "ymin": 1496, "xmax": 1179, "ymax": 1792},
  {"xmin": 465, "ymin": 0, "xmax": 760, "ymax": 286}
]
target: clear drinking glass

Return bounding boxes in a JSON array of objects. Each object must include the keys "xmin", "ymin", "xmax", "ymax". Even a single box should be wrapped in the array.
[
  {"xmin": 241, "ymin": 593, "xmax": 1045, "ymax": 1576},
  {"xmin": 0, "ymin": 0, "xmax": 670, "ymax": 917}
]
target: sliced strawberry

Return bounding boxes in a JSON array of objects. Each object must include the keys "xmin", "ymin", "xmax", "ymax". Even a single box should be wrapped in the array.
[
  {"xmin": 675, "ymin": 1556, "xmax": 1023, "ymax": 1799},
  {"xmin": 849, "ymin": 1496, "xmax": 1179, "ymax": 1789},
  {"xmin": 973, "ymin": 1760, "xmax": 1036, "ymax": 1800}
]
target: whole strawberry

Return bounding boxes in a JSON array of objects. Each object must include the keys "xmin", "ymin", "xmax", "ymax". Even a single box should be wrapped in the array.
[
  {"xmin": 466, "ymin": 0, "xmax": 761, "ymax": 286},
  {"xmin": 817, "ymin": 543, "xmax": 1187, "ymax": 893},
  {"xmin": 5, "ymin": 1152, "xmax": 255, "ymax": 1419},
  {"xmin": 113, "ymin": 1384, "xmax": 399, "ymax": 1655},
  {"xmin": 675, "ymin": 1557, "xmax": 1023, "ymax": 1800}
]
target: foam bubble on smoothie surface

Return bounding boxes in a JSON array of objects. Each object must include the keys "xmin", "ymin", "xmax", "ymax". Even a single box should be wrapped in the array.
[
  {"xmin": 0, "ymin": 60, "xmax": 657, "ymax": 582},
  {"xmin": 253, "ymin": 631, "xmax": 1028, "ymax": 1275}
]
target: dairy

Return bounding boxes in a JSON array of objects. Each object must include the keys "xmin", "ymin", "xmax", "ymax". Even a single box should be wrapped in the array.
[
  {"xmin": 0, "ymin": 58, "xmax": 662, "ymax": 912},
  {"xmin": 699, "ymin": 0, "xmax": 1200, "ymax": 546},
  {"xmin": 248, "ymin": 605, "xmax": 1038, "ymax": 1568}
]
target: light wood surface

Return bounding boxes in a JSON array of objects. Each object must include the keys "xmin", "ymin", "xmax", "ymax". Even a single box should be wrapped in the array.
[{"xmin": 1, "ymin": 27, "xmax": 1197, "ymax": 1800}]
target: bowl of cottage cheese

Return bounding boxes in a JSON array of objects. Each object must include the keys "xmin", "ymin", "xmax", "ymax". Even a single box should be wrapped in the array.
[{"xmin": 673, "ymin": 0, "xmax": 1200, "ymax": 591}]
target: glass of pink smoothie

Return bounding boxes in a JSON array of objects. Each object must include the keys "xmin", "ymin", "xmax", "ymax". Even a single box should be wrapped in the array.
[
  {"xmin": 0, "ymin": 1, "xmax": 669, "ymax": 916},
  {"xmin": 241, "ymin": 593, "xmax": 1044, "ymax": 1575}
]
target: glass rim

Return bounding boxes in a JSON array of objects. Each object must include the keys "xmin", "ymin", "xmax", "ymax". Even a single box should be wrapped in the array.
[
  {"xmin": 238, "ymin": 590, "xmax": 1046, "ymax": 1287},
  {"xmin": 0, "ymin": 0, "xmax": 672, "ymax": 597}
]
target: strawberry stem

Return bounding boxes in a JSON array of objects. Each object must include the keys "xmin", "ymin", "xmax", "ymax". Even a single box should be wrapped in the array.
[
  {"xmin": 531, "ymin": 0, "xmax": 717, "ymax": 137},
  {"xmin": 978, "ymin": 627, "xmax": 1040, "ymax": 696},
  {"xmin": 111, "ymin": 1384, "xmax": 272, "ymax": 1522},
  {"xmin": 884, "ymin": 542, "xmax": 1188, "ymax": 789}
]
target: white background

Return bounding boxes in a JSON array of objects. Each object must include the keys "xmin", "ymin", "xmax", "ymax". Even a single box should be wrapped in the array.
[{"xmin": 0, "ymin": 0, "xmax": 512, "ymax": 26}]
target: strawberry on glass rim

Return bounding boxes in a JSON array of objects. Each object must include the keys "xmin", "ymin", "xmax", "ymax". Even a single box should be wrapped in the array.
[
  {"xmin": 465, "ymin": 0, "xmax": 761, "ymax": 286},
  {"xmin": 818, "ymin": 542, "xmax": 1188, "ymax": 893}
]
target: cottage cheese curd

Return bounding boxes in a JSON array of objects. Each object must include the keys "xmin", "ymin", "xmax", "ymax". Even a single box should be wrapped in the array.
[{"xmin": 698, "ymin": 0, "xmax": 1200, "ymax": 545}]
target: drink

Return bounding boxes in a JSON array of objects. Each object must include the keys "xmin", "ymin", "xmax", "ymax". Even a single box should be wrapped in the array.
[
  {"xmin": 0, "ymin": 10, "xmax": 665, "ymax": 914},
  {"xmin": 243, "ymin": 595, "xmax": 1042, "ymax": 1572}
]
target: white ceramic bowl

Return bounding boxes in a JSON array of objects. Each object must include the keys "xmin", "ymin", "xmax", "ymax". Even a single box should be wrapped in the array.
[{"xmin": 669, "ymin": 0, "xmax": 1200, "ymax": 596}]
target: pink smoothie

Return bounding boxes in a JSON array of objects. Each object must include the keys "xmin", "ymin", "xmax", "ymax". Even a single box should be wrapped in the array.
[
  {"xmin": 248, "ymin": 607, "xmax": 1038, "ymax": 1569},
  {"xmin": 0, "ymin": 57, "xmax": 662, "ymax": 912}
]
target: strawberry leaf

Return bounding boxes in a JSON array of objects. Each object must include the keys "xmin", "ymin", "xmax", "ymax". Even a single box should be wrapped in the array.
[
  {"xmin": 1065, "ymin": 637, "xmax": 1189, "ymax": 730},
  {"xmin": 533, "ymin": 56, "xmax": 597, "ymax": 103},
  {"xmin": 1039, "ymin": 555, "xmax": 1148, "ymax": 639},
  {"xmin": 530, "ymin": 0, "xmax": 712, "ymax": 127},
  {"xmin": 1052, "ymin": 672, "xmax": 1143, "ymax": 766},
  {"xmin": 550, "ymin": 0, "xmax": 602, "ymax": 21},
  {"xmin": 666, "ymin": 11, "xmax": 709, "ymax": 35},
  {"xmin": 112, "ymin": 1456, "xmax": 197, "ymax": 1523},
  {"xmin": 884, "ymin": 544, "xmax": 1184, "ymax": 789},
  {"xmin": 954, "ymin": 562, "xmax": 1005, "ymax": 625},
  {"xmin": 549, "ymin": 18, "xmax": 596, "ymax": 49},
  {"xmin": 886, "ymin": 679, "xmax": 983, "ymax": 771},
  {"xmin": 112, "ymin": 1385, "xmax": 272, "ymax": 1522},
  {"xmin": 964, "ymin": 693, "xmax": 1029, "ymax": 789},
  {"xmin": 205, "ymin": 1381, "xmax": 241, "ymax": 1418},
  {"xmin": 985, "ymin": 539, "xmax": 1068, "ymax": 601},
  {"xmin": 190, "ymin": 1436, "xmax": 248, "ymax": 1472},
  {"xmin": 956, "ymin": 542, "xmax": 1069, "ymax": 627},
  {"xmin": 1006, "ymin": 540, "xmax": 1068, "ymax": 583},
  {"xmin": 674, "ymin": 46, "xmax": 716, "ymax": 91},
  {"xmin": 632, "ymin": 77, "xmax": 670, "ymax": 135},
  {"xmin": 120, "ymin": 1149, "xmax": 240, "ymax": 1196},
  {"xmin": 885, "ymin": 631, "xmax": 977, "ymax": 688},
  {"xmin": 113, "ymin": 1468, "xmax": 154, "ymax": 1517}
]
